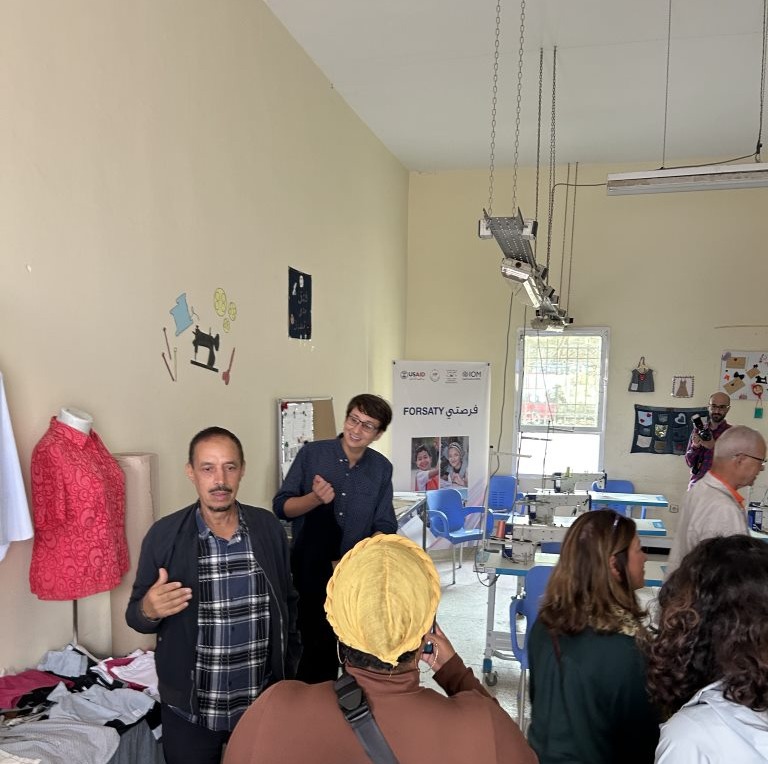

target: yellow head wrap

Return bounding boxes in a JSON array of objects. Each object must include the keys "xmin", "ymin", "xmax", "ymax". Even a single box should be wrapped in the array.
[{"xmin": 325, "ymin": 534, "xmax": 442, "ymax": 666}]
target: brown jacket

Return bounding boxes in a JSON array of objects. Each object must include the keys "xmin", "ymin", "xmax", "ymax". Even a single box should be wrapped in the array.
[{"xmin": 224, "ymin": 654, "xmax": 537, "ymax": 764}]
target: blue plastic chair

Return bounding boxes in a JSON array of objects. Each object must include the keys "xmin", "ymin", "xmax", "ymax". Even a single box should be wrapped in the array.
[
  {"xmin": 591, "ymin": 478, "xmax": 644, "ymax": 518},
  {"xmin": 488, "ymin": 474, "xmax": 525, "ymax": 516},
  {"xmin": 426, "ymin": 488, "xmax": 484, "ymax": 584},
  {"xmin": 509, "ymin": 565, "xmax": 555, "ymax": 726}
]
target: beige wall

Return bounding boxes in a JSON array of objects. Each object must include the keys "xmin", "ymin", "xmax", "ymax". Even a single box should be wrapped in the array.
[
  {"xmin": 0, "ymin": 1, "xmax": 408, "ymax": 672},
  {"xmin": 3, "ymin": 0, "xmax": 767, "ymax": 676},
  {"xmin": 406, "ymin": 165, "xmax": 768, "ymax": 520}
]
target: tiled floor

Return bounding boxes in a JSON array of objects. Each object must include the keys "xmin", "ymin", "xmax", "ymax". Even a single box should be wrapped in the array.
[{"xmin": 420, "ymin": 547, "xmax": 663, "ymax": 728}]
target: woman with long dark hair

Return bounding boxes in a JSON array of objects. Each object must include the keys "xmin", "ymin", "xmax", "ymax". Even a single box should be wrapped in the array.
[
  {"xmin": 527, "ymin": 510, "xmax": 659, "ymax": 763},
  {"xmin": 644, "ymin": 535, "xmax": 768, "ymax": 762}
]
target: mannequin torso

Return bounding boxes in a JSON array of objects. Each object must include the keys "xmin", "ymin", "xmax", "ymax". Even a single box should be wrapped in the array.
[{"xmin": 57, "ymin": 407, "xmax": 93, "ymax": 434}]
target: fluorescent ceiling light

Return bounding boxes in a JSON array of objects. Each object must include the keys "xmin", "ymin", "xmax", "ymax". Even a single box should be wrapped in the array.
[{"xmin": 606, "ymin": 163, "xmax": 768, "ymax": 195}]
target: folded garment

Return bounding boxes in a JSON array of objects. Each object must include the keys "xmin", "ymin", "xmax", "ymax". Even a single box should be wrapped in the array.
[
  {"xmin": 47, "ymin": 683, "xmax": 155, "ymax": 726},
  {"xmin": 37, "ymin": 650, "xmax": 87, "ymax": 679},
  {"xmin": 0, "ymin": 719, "xmax": 118, "ymax": 764},
  {"xmin": 0, "ymin": 672, "xmax": 73, "ymax": 709}
]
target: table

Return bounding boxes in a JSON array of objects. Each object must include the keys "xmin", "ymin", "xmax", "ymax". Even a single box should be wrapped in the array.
[
  {"xmin": 588, "ymin": 491, "xmax": 668, "ymax": 519},
  {"xmin": 553, "ymin": 514, "xmax": 668, "ymax": 536},
  {"xmin": 393, "ymin": 491, "xmax": 428, "ymax": 549},
  {"xmin": 479, "ymin": 543, "xmax": 667, "ymax": 686}
]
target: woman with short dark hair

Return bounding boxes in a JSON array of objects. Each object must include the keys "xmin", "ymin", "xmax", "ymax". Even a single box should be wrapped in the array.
[
  {"xmin": 644, "ymin": 534, "xmax": 768, "ymax": 762},
  {"xmin": 527, "ymin": 510, "xmax": 660, "ymax": 763}
]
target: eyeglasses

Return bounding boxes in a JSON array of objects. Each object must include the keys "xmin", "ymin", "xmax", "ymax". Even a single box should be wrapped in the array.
[
  {"xmin": 708, "ymin": 404, "xmax": 730, "ymax": 411},
  {"xmin": 737, "ymin": 453, "xmax": 767, "ymax": 466},
  {"xmin": 346, "ymin": 413, "xmax": 379, "ymax": 433}
]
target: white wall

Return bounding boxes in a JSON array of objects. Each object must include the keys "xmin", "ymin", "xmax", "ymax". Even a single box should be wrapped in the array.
[
  {"xmin": 406, "ymin": 165, "xmax": 768, "ymax": 523},
  {"xmin": 0, "ymin": 0, "xmax": 408, "ymax": 672}
]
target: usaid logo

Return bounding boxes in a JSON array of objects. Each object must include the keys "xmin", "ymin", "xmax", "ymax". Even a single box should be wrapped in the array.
[
  {"xmin": 429, "ymin": 369, "xmax": 440, "ymax": 382},
  {"xmin": 463, "ymin": 370, "xmax": 483, "ymax": 379},
  {"xmin": 400, "ymin": 370, "xmax": 426, "ymax": 380}
]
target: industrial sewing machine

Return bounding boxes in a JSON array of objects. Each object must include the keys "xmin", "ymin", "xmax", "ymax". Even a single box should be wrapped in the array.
[{"xmin": 491, "ymin": 470, "xmax": 607, "ymax": 563}]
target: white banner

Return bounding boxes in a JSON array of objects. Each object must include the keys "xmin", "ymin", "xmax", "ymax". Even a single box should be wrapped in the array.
[{"xmin": 391, "ymin": 361, "xmax": 491, "ymax": 509}]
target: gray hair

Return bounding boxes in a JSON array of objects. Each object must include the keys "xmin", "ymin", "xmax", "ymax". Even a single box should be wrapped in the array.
[{"xmin": 714, "ymin": 426, "xmax": 766, "ymax": 460}]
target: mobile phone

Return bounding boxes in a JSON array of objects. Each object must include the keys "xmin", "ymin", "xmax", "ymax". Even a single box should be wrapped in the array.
[{"xmin": 423, "ymin": 621, "xmax": 436, "ymax": 654}]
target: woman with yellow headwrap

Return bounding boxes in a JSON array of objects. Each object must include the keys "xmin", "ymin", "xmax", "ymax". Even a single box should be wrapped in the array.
[{"xmin": 224, "ymin": 534, "xmax": 536, "ymax": 764}]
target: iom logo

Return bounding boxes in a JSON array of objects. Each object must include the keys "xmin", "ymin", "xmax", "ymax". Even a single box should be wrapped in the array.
[{"xmin": 463, "ymin": 370, "xmax": 483, "ymax": 379}]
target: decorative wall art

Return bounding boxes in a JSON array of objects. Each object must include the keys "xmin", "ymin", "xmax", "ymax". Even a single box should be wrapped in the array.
[
  {"xmin": 628, "ymin": 357, "xmax": 654, "ymax": 393},
  {"xmin": 720, "ymin": 350, "xmax": 768, "ymax": 400},
  {"xmin": 288, "ymin": 267, "xmax": 312, "ymax": 340},
  {"xmin": 671, "ymin": 375, "xmax": 694, "ymax": 398},
  {"xmin": 631, "ymin": 404, "xmax": 707, "ymax": 455},
  {"xmin": 161, "ymin": 288, "xmax": 237, "ymax": 384}
]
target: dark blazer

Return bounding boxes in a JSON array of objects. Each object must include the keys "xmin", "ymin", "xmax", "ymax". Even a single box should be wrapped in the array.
[{"xmin": 126, "ymin": 502, "xmax": 301, "ymax": 713}]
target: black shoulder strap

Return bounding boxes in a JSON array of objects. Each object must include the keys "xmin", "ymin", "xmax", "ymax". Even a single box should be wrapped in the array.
[{"xmin": 334, "ymin": 672, "xmax": 400, "ymax": 764}]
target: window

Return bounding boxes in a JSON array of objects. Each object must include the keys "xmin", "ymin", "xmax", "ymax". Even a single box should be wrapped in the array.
[{"xmin": 514, "ymin": 327, "xmax": 609, "ymax": 476}]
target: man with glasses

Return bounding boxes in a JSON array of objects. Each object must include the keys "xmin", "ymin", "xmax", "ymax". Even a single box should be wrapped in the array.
[
  {"xmin": 274, "ymin": 394, "xmax": 397, "ymax": 683},
  {"xmin": 668, "ymin": 425, "xmax": 766, "ymax": 575},
  {"xmin": 684, "ymin": 391, "xmax": 733, "ymax": 486}
]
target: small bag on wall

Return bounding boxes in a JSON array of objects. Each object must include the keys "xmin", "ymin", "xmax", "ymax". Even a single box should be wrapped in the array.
[{"xmin": 629, "ymin": 357, "xmax": 654, "ymax": 393}]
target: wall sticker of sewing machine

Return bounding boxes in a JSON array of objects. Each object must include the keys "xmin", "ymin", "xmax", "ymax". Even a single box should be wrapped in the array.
[{"xmin": 190, "ymin": 325, "xmax": 220, "ymax": 372}]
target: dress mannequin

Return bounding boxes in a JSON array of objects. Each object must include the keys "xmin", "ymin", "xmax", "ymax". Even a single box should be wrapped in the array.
[
  {"xmin": 57, "ymin": 407, "xmax": 93, "ymax": 434},
  {"xmin": 30, "ymin": 408, "xmax": 128, "ymax": 601}
]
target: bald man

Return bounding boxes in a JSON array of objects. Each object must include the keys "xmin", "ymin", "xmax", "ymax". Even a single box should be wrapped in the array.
[
  {"xmin": 668, "ymin": 425, "xmax": 766, "ymax": 574},
  {"xmin": 684, "ymin": 391, "xmax": 733, "ymax": 486}
]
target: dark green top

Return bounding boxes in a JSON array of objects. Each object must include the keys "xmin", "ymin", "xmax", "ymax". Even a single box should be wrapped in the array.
[{"xmin": 527, "ymin": 620, "xmax": 660, "ymax": 764}]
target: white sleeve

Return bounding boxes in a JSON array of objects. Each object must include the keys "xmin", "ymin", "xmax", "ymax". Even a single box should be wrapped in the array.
[{"xmin": 655, "ymin": 713, "xmax": 714, "ymax": 764}]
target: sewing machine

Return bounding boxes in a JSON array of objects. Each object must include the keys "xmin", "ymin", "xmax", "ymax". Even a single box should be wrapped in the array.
[
  {"xmin": 502, "ymin": 521, "xmax": 569, "ymax": 563},
  {"xmin": 544, "ymin": 470, "xmax": 606, "ymax": 494}
]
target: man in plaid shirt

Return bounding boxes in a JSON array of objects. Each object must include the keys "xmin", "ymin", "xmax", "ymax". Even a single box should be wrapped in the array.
[
  {"xmin": 127, "ymin": 427, "xmax": 300, "ymax": 764},
  {"xmin": 685, "ymin": 392, "xmax": 732, "ymax": 486}
]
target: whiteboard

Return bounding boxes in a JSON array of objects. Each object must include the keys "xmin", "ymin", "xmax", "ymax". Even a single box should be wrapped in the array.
[{"xmin": 277, "ymin": 397, "xmax": 335, "ymax": 481}]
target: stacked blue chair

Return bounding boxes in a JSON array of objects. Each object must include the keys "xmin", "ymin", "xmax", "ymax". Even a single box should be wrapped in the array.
[
  {"xmin": 426, "ymin": 488, "xmax": 484, "ymax": 585},
  {"xmin": 509, "ymin": 565, "xmax": 555, "ymax": 727}
]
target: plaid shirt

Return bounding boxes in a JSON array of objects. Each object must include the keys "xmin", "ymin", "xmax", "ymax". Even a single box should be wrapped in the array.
[
  {"xmin": 685, "ymin": 421, "xmax": 732, "ymax": 486},
  {"xmin": 172, "ymin": 508, "xmax": 271, "ymax": 731}
]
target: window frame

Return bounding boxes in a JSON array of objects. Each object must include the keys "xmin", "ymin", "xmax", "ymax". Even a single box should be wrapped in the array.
[{"xmin": 512, "ymin": 326, "xmax": 610, "ymax": 477}]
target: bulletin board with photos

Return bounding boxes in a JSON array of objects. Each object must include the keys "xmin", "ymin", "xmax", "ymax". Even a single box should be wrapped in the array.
[
  {"xmin": 277, "ymin": 397, "xmax": 335, "ymax": 480},
  {"xmin": 720, "ymin": 350, "xmax": 768, "ymax": 400}
]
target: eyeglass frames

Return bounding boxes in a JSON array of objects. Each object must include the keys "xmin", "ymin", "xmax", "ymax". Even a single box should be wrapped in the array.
[
  {"xmin": 708, "ymin": 404, "xmax": 730, "ymax": 411},
  {"xmin": 346, "ymin": 413, "xmax": 379, "ymax": 433},
  {"xmin": 737, "ymin": 453, "xmax": 767, "ymax": 466}
]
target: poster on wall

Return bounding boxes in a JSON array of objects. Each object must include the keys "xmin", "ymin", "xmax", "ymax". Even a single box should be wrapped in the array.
[
  {"xmin": 391, "ymin": 360, "xmax": 491, "ymax": 510},
  {"xmin": 720, "ymin": 350, "xmax": 768, "ymax": 400},
  {"xmin": 288, "ymin": 267, "xmax": 312, "ymax": 339}
]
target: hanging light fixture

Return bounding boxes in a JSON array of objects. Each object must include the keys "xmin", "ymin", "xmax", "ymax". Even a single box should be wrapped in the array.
[
  {"xmin": 478, "ymin": 0, "xmax": 573, "ymax": 329},
  {"xmin": 607, "ymin": 0, "xmax": 768, "ymax": 195}
]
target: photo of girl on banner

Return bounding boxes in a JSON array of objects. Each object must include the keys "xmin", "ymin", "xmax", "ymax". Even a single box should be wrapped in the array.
[
  {"xmin": 440, "ymin": 436, "xmax": 469, "ymax": 489},
  {"xmin": 411, "ymin": 438, "xmax": 440, "ymax": 491}
]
